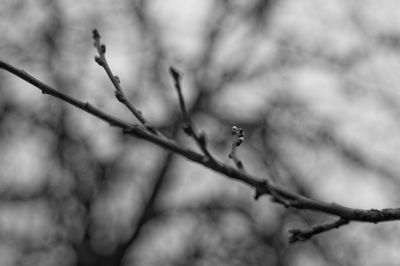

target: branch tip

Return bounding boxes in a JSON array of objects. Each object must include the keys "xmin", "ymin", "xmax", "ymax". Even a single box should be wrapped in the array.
[
  {"xmin": 92, "ymin": 29, "xmax": 100, "ymax": 39},
  {"xmin": 229, "ymin": 125, "xmax": 246, "ymax": 171},
  {"xmin": 169, "ymin": 66, "xmax": 181, "ymax": 82},
  {"xmin": 90, "ymin": 31, "xmax": 159, "ymax": 135},
  {"xmin": 231, "ymin": 125, "xmax": 238, "ymax": 135}
]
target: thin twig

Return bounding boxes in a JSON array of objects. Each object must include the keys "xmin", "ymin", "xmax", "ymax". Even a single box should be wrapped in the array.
[
  {"xmin": 92, "ymin": 29, "xmax": 159, "ymax": 135},
  {"xmin": 3, "ymin": 59, "xmax": 400, "ymax": 242},
  {"xmin": 169, "ymin": 66, "xmax": 214, "ymax": 161},
  {"xmin": 289, "ymin": 218, "xmax": 350, "ymax": 243},
  {"xmin": 120, "ymin": 152, "xmax": 174, "ymax": 254},
  {"xmin": 229, "ymin": 126, "xmax": 246, "ymax": 171}
]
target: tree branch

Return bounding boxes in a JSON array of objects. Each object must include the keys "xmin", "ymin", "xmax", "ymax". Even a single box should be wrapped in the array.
[
  {"xmin": 289, "ymin": 218, "xmax": 350, "ymax": 243},
  {"xmin": 169, "ymin": 66, "xmax": 215, "ymax": 161},
  {"xmin": 92, "ymin": 29, "xmax": 159, "ymax": 135},
  {"xmin": 2, "ymin": 39, "xmax": 400, "ymax": 243}
]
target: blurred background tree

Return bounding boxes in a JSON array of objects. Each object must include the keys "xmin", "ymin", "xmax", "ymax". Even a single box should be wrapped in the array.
[{"xmin": 1, "ymin": 0, "xmax": 400, "ymax": 265}]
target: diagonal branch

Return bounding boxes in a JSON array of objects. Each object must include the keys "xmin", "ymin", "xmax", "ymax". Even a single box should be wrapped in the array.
[
  {"xmin": 169, "ymin": 66, "xmax": 215, "ymax": 161},
  {"xmin": 113, "ymin": 152, "xmax": 174, "ymax": 264},
  {"xmin": 3, "ymin": 58, "xmax": 400, "ymax": 242},
  {"xmin": 289, "ymin": 218, "xmax": 350, "ymax": 243},
  {"xmin": 92, "ymin": 29, "xmax": 159, "ymax": 135}
]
